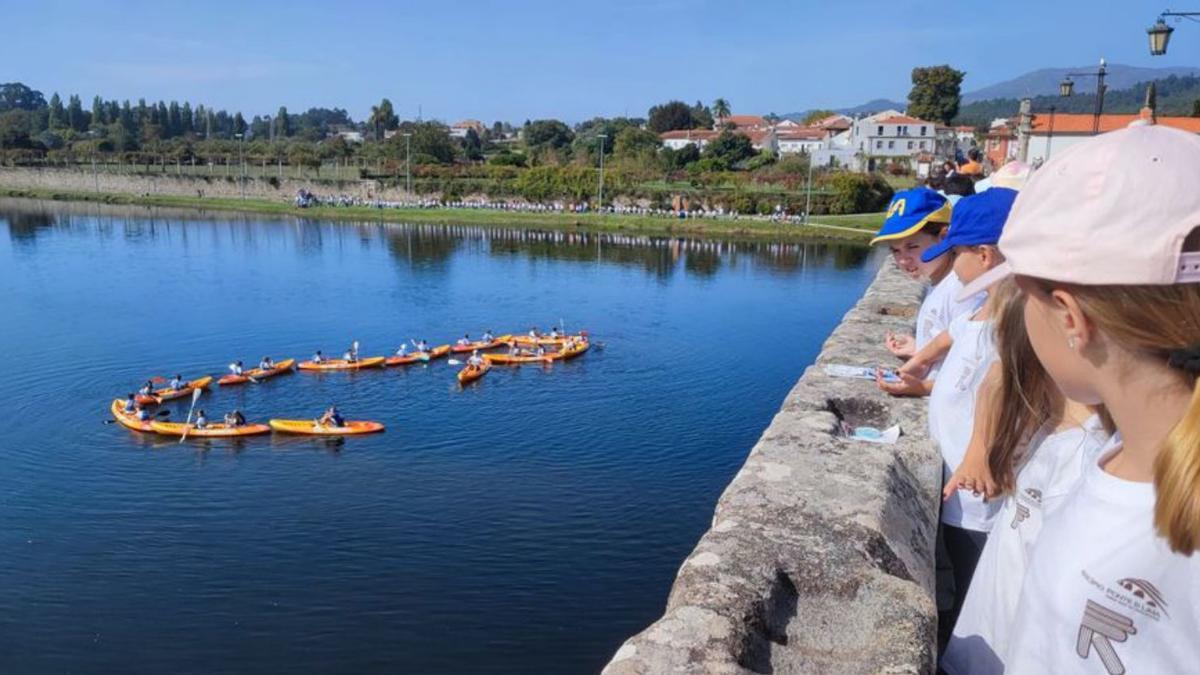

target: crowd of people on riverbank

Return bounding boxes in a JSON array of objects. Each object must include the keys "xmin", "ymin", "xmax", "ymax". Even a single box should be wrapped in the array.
[
  {"xmin": 870, "ymin": 122, "xmax": 1200, "ymax": 674},
  {"xmin": 292, "ymin": 188, "xmax": 816, "ymax": 225}
]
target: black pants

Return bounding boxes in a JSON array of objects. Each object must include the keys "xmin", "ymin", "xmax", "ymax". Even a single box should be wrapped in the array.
[{"xmin": 936, "ymin": 523, "xmax": 988, "ymax": 655}]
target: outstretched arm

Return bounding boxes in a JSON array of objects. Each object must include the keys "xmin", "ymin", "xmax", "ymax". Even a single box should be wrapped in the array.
[{"xmin": 943, "ymin": 361, "xmax": 1001, "ymax": 501}]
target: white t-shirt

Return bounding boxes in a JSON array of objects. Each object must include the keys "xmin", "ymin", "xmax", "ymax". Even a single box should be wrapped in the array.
[
  {"xmin": 916, "ymin": 272, "xmax": 986, "ymax": 380},
  {"xmin": 928, "ymin": 312, "xmax": 1002, "ymax": 531},
  {"xmin": 916, "ymin": 271, "xmax": 984, "ymax": 351},
  {"xmin": 942, "ymin": 415, "xmax": 1110, "ymax": 675},
  {"xmin": 1005, "ymin": 433, "xmax": 1200, "ymax": 674}
]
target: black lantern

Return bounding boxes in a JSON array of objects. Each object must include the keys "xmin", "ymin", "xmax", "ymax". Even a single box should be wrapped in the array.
[
  {"xmin": 1149, "ymin": 18, "xmax": 1174, "ymax": 55},
  {"xmin": 1060, "ymin": 77, "xmax": 1075, "ymax": 97}
]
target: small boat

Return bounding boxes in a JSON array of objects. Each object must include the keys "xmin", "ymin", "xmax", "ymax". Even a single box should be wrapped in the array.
[
  {"xmin": 450, "ymin": 335, "xmax": 512, "ymax": 353},
  {"xmin": 110, "ymin": 399, "xmax": 155, "ymax": 432},
  {"xmin": 219, "ymin": 358, "xmax": 295, "ymax": 386},
  {"xmin": 483, "ymin": 352, "xmax": 552, "ymax": 365},
  {"xmin": 297, "ymin": 356, "xmax": 386, "ymax": 371},
  {"xmin": 555, "ymin": 340, "xmax": 590, "ymax": 361},
  {"xmin": 268, "ymin": 419, "xmax": 385, "ymax": 435},
  {"xmin": 149, "ymin": 420, "xmax": 271, "ymax": 438},
  {"xmin": 510, "ymin": 332, "xmax": 587, "ymax": 347},
  {"xmin": 457, "ymin": 361, "xmax": 492, "ymax": 384},
  {"xmin": 385, "ymin": 345, "xmax": 450, "ymax": 366},
  {"xmin": 136, "ymin": 376, "xmax": 213, "ymax": 406}
]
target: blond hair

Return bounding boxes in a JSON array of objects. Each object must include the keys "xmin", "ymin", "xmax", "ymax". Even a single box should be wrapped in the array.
[{"xmin": 1039, "ymin": 282, "xmax": 1200, "ymax": 554}]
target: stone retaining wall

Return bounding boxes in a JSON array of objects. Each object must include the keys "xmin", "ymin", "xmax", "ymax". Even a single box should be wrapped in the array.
[
  {"xmin": 0, "ymin": 166, "xmax": 400, "ymax": 202},
  {"xmin": 604, "ymin": 262, "xmax": 940, "ymax": 674}
]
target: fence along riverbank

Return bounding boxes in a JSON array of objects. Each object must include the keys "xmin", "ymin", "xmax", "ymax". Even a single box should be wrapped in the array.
[{"xmin": 604, "ymin": 262, "xmax": 941, "ymax": 674}]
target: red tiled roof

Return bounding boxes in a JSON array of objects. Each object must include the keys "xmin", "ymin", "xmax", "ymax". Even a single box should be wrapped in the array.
[
  {"xmin": 954, "ymin": 125, "xmax": 976, "ymax": 132},
  {"xmin": 720, "ymin": 114, "xmax": 768, "ymax": 128},
  {"xmin": 875, "ymin": 115, "xmax": 933, "ymax": 125},
  {"xmin": 777, "ymin": 128, "xmax": 826, "ymax": 140},
  {"xmin": 1030, "ymin": 112, "xmax": 1200, "ymax": 134},
  {"xmin": 659, "ymin": 129, "xmax": 720, "ymax": 140}
]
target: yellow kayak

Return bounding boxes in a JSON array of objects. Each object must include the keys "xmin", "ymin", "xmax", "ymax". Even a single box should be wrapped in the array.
[
  {"xmin": 149, "ymin": 420, "xmax": 270, "ymax": 438},
  {"xmin": 110, "ymin": 399, "xmax": 155, "ymax": 432},
  {"xmin": 297, "ymin": 356, "xmax": 386, "ymax": 371},
  {"xmin": 137, "ymin": 375, "xmax": 213, "ymax": 405},
  {"xmin": 268, "ymin": 419, "xmax": 385, "ymax": 435}
]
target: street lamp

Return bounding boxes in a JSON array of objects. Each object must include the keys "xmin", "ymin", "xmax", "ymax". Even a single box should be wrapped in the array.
[
  {"xmin": 234, "ymin": 132, "xmax": 245, "ymax": 200},
  {"xmin": 596, "ymin": 134, "xmax": 607, "ymax": 211},
  {"xmin": 1148, "ymin": 11, "xmax": 1200, "ymax": 55},
  {"xmin": 402, "ymin": 132, "xmax": 412, "ymax": 195},
  {"xmin": 1060, "ymin": 58, "xmax": 1107, "ymax": 135}
]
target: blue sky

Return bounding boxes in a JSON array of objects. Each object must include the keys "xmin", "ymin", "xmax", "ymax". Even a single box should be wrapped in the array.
[{"xmin": 3, "ymin": 1, "xmax": 1196, "ymax": 123}]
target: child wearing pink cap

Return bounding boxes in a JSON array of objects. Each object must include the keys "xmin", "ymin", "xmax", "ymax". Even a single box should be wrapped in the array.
[{"xmin": 959, "ymin": 124, "xmax": 1200, "ymax": 673}]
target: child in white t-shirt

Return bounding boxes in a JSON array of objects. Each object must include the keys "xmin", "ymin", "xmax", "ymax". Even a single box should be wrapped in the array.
[
  {"xmin": 871, "ymin": 188, "xmax": 984, "ymax": 392},
  {"xmin": 957, "ymin": 125, "xmax": 1200, "ymax": 674},
  {"xmin": 891, "ymin": 187, "xmax": 1020, "ymax": 649},
  {"xmin": 939, "ymin": 289, "xmax": 1110, "ymax": 675}
]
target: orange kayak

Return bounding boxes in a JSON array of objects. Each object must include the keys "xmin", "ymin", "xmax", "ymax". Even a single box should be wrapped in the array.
[
  {"xmin": 149, "ymin": 420, "xmax": 271, "ymax": 438},
  {"xmin": 484, "ymin": 352, "xmax": 552, "ymax": 365},
  {"xmin": 110, "ymin": 399, "xmax": 156, "ymax": 432},
  {"xmin": 268, "ymin": 419, "xmax": 385, "ymax": 435},
  {"xmin": 555, "ymin": 341, "xmax": 590, "ymax": 361},
  {"xmin": 450, "ymin": 335, "xmax": 511, "ymax": 353},
  {"xmin": 510, "ymin": 333, "xmax": 586, "ymax": 346},
  {"xmin": 297, "ymin": 356, "xmax": 386, "ymax": 371},
  {"xmin": 218, "ymin": 358, "xmax": 295, "ymax": 386},
  {"xmin": 457, "ymin": 361, "xmax": 492, "ymax": 384},
  {"xmin": 385, "ymin": 345, "xmax": 450, "ymax": 366},
  {"xmin": 136, "ymin": 376, "xmax": 213, "ymax": 406}
]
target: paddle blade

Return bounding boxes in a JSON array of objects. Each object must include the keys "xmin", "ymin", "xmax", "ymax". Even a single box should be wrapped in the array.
[
  {"xmin": 447, "ymin": 359, "xmax": 462, "ymax": 366},
  {"xmin": 191, "ymin": 387, "xmax": 203, "ymax": 403}
]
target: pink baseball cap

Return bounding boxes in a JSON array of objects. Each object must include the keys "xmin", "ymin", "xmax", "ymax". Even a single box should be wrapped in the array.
[{"xmin": 959, "ymin": 123, "xmax": 1200, "ymax": 300}]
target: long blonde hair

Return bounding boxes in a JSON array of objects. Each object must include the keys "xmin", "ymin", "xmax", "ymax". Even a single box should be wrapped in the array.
[{"xmin": 1034, "ymin": 281, "xmax": 1200, "ymax": 554}]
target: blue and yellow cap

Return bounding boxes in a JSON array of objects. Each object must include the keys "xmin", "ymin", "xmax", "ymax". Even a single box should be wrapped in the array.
[{"xmin": 870, "ymin": 188, "xmax": 952, "ymax": 245}]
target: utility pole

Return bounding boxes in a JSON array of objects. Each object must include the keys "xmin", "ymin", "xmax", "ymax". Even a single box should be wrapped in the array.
[
  {"xmin": 596, "ymin": 134, "xmax": 607, "ymax": 210},
  {"xmin": 1017, "ymin": 98, "xmax": 1033, "ymax": 163},
  {"xmin": 804, "ymin": 154, "xmax": 814, "ymax": 224},
  {"xmin": 403, "ymin": 132, "xmax": 412, "ymax": 195},
  {"xmin": 235, "ymin": 133, "xmax": 246, "ymax": 199}
]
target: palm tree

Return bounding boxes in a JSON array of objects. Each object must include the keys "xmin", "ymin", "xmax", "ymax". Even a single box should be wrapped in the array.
[
  {"xmin": 713, "ymin": 98, "xmax": 731, "ymax": 122},
  {"xmin": 368, "ymin": 98, "xmax": 398, "ymax": 141}
]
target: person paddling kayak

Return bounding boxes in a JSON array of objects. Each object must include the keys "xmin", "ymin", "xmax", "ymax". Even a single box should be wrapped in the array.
[
  {"xmin": 123, "ymin": 394, "xmax": 137, "ymax": 413},
  {"xmin": 229, "ymin": 360, "xmax": 244, "ymax": 376},
  {"xmin": 194, "ymin": 409, "xmax": 209, "ymax": 429},
  {"xmin": 169, "ymin": 374, "xmax": 184, "ymax": 390},
  {"xmin": 394, "ymin": 344, "xmax": 408, "ymax": 357},
  {"xmin": 343, "ymin": 344, "xmax": 358, "ymax": 362},
  {"xmin": 482, "ymin": 330, "xmax": 495, "ymax": 342},
  {"xmin": 318, "ymin": 406, "xmax": 345, "ymax": 428},
  {"xmin": 457, "ymin": 334, "xmax": 472, "ymax": 346},
  {"xmin": 258, "ymin": 356, "xmax": 274, "ymax": 370},
  {"xmin": 312, "ymin": 350, "xmax": 326, "ymax": 364},
  {"xmin": 467, "ymin": 350, "xmax": 485, "ymax": 368},
  {"xmin": 223, "ymin": 410, "xmax": 246, "ymax": 427},
  {"xmin": 138, "ymin": 381, "xmax": 154, "ymax": 396},
  {"xmin": 416, "ymin": 340, "xmax": 430, "ymax": 353}
]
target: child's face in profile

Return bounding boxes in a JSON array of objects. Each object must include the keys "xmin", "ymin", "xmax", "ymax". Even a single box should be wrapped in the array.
[
  {"xmin": 952, "ymin": 244, "xmax": 998, "ymax": 284},
  {"xmin": 888, "ymin": 232, "xmax": 938, "ymax": 280}
]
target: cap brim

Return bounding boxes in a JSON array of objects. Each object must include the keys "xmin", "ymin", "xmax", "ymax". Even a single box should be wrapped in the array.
[
  {"xmin": 956, "ymin": 262, "xmax": 1014, "ymax": 302},
  {"xmin": 920, "ymin": 239, "xmax": 954, "ymax": 263}
]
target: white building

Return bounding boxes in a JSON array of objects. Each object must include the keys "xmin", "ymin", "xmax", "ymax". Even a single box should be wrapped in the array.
[
  {"xmin": 449, "ymin": 119, "xmax": 486, "ymax": 139},
  {"xmin": 776, "ymin": 128, "xmax": 826, "ymax": 155}
]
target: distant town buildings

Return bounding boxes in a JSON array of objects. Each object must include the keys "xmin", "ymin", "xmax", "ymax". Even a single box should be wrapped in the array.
[{"xmin": 449, "ymin": 120, "xmax": 486, "ymax": 139}]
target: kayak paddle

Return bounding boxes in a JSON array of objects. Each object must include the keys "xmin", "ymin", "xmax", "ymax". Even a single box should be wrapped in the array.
[{"xmin": 179, "ymin": 386, "xmax": 204, "ymax": 443}]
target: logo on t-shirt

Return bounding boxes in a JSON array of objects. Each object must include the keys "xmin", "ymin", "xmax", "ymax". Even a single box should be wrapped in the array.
[
  {"xmin": 1077, "ymin": 600, "xmax": 1135, "ymax": 675},
  {"xmin": 1075, "ymin": 573, "xmax": 1170, "ymax": 673},
  {"xmin": 1011, "ymin": 487, "xmax": 1042, "ymax": 528}
]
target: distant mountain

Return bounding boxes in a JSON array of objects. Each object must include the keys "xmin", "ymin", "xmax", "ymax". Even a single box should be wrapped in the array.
[
  {"xmin": 955, "ymin": 73, "xmax": 1200, "ymax": 127},
  {"xmin": 962, "ymin": 64, "xmax": 1200, "ymax": 103},
  {"xmin": 783, "ymin": 98, "xmax": 906, "ymax": 121}
]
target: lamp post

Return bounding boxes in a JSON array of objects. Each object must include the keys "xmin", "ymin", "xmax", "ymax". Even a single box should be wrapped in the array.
[
  {"xmin": 403, "ymin": 132, "xmax": 412, "ymax": 195},
  {"xmin": 1059, "ymin": 58, "xmax": 1107, "ymax": 136},
  {"xmin": 234, "ymin": 132, "xmax": 245, "ymax": 200},
  {"xmin": 1046, "ymin": 105, "xmax": 1057, "ymax": 161},
  {"xmin": 804, "ymin": 154, "xmax": 814, "ymax": 224},
  {"xmin": 1148, "ymin": 11, "xmax": 1200, "ymax": 55},
  {"xmin": 596, "ymin": 134, "xmax": 607, "ymax": 211}
]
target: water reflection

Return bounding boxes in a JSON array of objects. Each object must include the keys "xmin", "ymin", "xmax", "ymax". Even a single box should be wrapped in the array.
[{"xmin": 0, "ymin": 198, "xmax": 870, "ymax": 279}]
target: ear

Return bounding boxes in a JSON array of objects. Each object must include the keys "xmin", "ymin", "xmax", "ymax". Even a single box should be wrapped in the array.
[{"xmin": 1047, "ymin": 288, "xmax": 1094, "ymax": 350}]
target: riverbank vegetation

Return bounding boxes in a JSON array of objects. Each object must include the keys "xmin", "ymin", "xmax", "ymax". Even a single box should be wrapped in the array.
[{"xmin": 0, "ymin": 82, "xmax": 899, "ymax": 216}]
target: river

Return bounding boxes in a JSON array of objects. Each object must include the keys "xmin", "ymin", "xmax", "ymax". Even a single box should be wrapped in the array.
[{"xmin": 0, "ymin": 198, "xmax": 880, "ymax": 673}]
